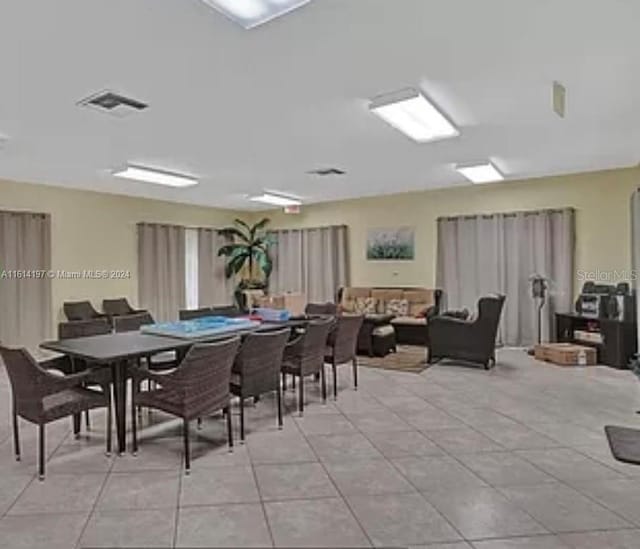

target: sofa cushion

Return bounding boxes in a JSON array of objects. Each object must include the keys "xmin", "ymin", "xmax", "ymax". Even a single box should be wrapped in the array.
[
  {"xmin": 385, "ymin": 299, "xmax": 409, "ymax": 316},
  {"xmin": 391, "ymin": 316, "xmax": 427, "ymax": 326},
  {"xmin": 371, "ymin": 289, "xmax": 404, "ymax": 302},
  {"xmin": 341, "ymin": 288, "xmax": 371, "ymax": 312},
  {"xmin": 354, "ymin": 297, "xmax": 378, "ymax": 314},
  {"xmin": 405, "ymin": 289, "xmax": 436, "ymax": 306},
  {"xmin": 409, "ymin": 302, "xmax": 430, "ymax": 317}
]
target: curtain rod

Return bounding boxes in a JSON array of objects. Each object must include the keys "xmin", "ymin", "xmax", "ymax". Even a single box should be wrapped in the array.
[
  {"xmin": 268, "ymin": 224, "xmax": 348, "ymax": 232},
  {"xmin": 437, "ymin": 207, "xmax": 574, "ymax": 222},
  {"xmin": 0, "ymin": 208, "xmax": 49, "ymax": 219}
]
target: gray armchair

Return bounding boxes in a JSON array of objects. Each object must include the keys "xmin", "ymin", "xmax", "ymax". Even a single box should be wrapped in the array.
[{"xmin": 427, "ymin": 295, "xmax": 505, "ymax": 369}]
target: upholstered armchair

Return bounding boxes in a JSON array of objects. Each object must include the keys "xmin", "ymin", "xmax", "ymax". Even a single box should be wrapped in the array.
[
  {"xmin": 102, "ymin": 298, "xmax": 146, "ymax": 318},
  {"xmin": 427, "ymin": 295, "xmax": 506, "ymax": 369},
  {"xmin": 63, "ymin": 300, "xmax": 108, "ymax": 322}
]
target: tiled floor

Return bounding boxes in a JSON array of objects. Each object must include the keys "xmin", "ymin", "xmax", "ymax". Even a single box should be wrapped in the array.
[{"xmin": 2, "ymin": 348, "xmax": 640, "ymax": 548}]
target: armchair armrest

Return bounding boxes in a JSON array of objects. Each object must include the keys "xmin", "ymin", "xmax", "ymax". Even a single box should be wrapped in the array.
[
  {"xmin": 38, "ymin": 368, "xmax": 96, "ymax": 395},
  {"xmin": 283, "ymin": 334, "xmax": 304, "ymax": 361},
  {"xmin": 131, "ymin": 366, "xmax": 179, "ymax": 387}
]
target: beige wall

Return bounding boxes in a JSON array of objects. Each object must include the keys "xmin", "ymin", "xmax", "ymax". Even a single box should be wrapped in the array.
[
  {"xmin": 264, "ymin": 167, "xmax": 640, "ymax": 290},
  {"xmin": 0, "ymin": 178, "xmax": 239, "ymax": 333}
]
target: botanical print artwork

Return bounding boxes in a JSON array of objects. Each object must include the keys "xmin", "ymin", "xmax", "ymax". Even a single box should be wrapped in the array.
[{"xmin": 367, "ymin": 227, "xmax": 415, "ymax": 260}]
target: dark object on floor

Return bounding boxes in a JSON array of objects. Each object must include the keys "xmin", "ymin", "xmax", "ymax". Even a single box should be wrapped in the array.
[
  {"xmin": 0, "ymin": 345, "xmax": 112, "ymax": 480},
  {"xmin": 231, "ymin": 328, "xmax": 290, "ymax": 441},
  {"xmin": 427, "ymin": 295, "xmax": 506, "ymax": 369},
  {"xmin": 102, "ymin": 298, "xmax": 146, "ymax": 317},
  {"xmin": 63, "ymin": 300, "xmax": 109, "ymax": 321},
  {"xmin": 605, "ymin": 425, "xmax": 640, "ymax": 465},
  {"xmin": 325, "ymin": 314, "xmax": 364, "ymax": 397},
  {"xmin": 282, "ymin": 317, "xmax": 335, "ymax": 413},
  {"xmin": 305, "ymin": 302, "xmax": 338, "ymax": 316},
  {"xmin": 131, "ymin": 338, "xmax": 241, "ymax": 474},
  {"xmin": 371, "ymin": 325, "xmax": 396, "ymax": 357}
]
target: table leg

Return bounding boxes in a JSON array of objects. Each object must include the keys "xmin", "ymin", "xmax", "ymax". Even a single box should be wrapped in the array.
[{"xmin": 111, "ymin": 360, "xmax": 128, "ymax": 455}]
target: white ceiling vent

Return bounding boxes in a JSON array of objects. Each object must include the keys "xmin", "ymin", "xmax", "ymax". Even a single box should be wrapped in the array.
[{"xmin": 77, "ymin": 90, "xmax": 148, "ymax": 118}]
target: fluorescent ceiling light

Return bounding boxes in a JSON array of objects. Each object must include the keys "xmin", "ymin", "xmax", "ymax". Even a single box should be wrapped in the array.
[
  {"xmin": 250, "ymin": 192, "xmax": 302, "ymax": 207},
  {"xmin": 201, "ymin": 0, "xmax": 311, "ymax": 29},
  {"xmin": 369, "ymin": 88, "xmax": 459, "ymax": 143},
  {"xmin": 113, "ymin": 165, "xmax": 198, "ymax": 187},
  {"xmin": 456, "ymin": 162, "xmax": 505, "ymax": 184}
]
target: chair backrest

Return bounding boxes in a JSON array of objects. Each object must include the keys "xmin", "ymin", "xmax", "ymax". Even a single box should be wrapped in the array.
[
  {"xmin": 0, "ymin": 346, "xmax": 50, "ymax": 419},
  {"xmin": 58, "ymin": 317, "xmax": 112, "ymax": 339},
  {"xmin": 211, "ymin": 305, "xmax": 242, "ymax": 318},
  {"xmin": 233, "ymin": 328, "xmax": 290, "ymax": 395},
  {"xmin": 63, "ymin": 300, "xmax": 101, "ymax": 321},
  {"xmin": 330, "ymin": 314, "xmax": 364, "ymax": 364},
  {"xmin": 476, "ymin": 295, "xmax": 506, "ymax": 340},
  {"xmin": 291, "ymin": 317, "xmax": 334, "ymax": 376},
  {"xmin": 305, "ymin": 302, "xmax": 338, "ymax": 316},
  {"xmin": 179, "ymin": 307, "xmax": 213, "ymax": 321},
  {"xmin": 173, "ymin": 337, "xmax": 241, "ymax": 419},
  {"xmin": 102, "ymin": 298, "xmax": 134, "ymax": 317},
  {"xmin": 113, "ymin": 312, "xmax": 155, "ymax": 333}
]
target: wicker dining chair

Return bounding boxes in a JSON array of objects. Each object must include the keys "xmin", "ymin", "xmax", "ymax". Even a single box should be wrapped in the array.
[
  {"xmin": 63, "ymin": 300, "xmax": 108, "ymax": 321},
  {"xmin": 58, "ymin": 317, "xmax": 113, "ymax": 434},
  {"xmin": 231, "ymin": 328, "xmax": 291, "ymax": 442},
  {"xmin": 113, "ymin": 312, "xmax": 177, "ymax": 370},
  {"xmin": 102, "ymin": 298, "xmax": 146, "ymax": 318},
  {"xmin": 0, "ymin": 346, "xmax": 112, "ymax": 480},
  {"xmin": 305, "ymin": 302, "xmax": 338, "ymax": 316},
  {"xmin": 282, "ymin": 317, "xmax": 335, "ymax": 415},
  {"xmin": 131, "ymin": 337, "xmax": 241, "ymax": 474},
  {"xmin": 325, "ymin": 314, "xmax": 364, "ymax": 398}
]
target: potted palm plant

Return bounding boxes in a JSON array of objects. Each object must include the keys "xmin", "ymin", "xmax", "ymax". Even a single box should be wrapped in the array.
[{"xmin": 217, "ymin": 218, "xmax": 273, "ymax": 309}]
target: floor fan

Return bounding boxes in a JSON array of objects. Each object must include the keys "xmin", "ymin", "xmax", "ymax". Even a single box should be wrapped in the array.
[{"xmin": 527, "ymin": 274, "xmax": 548, "ymax": 355}]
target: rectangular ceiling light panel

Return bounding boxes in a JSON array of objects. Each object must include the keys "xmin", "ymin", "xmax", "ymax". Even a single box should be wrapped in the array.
[
  {"xmin": 113, "ymin": 165, "xmax": 198, "ymax": 187},
  {"xmin": 370, "ymin": 88, "xmax": 459, "ymax": 143},
  {"xmin": 201, "ymin": 0, "xmax": 311, "ymax": 29},
  {"xmin": 250, "ymin": 193, "xmax": 302, "ymax": 207},
  {"xmin": 456, "ymin": 162, "xmax": 504, "ymax": 184}
]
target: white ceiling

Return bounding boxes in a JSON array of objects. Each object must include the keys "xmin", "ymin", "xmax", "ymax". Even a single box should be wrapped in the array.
[{"xmin": 0, "ymin": 0, "xmax": 639, "ymax": 211}]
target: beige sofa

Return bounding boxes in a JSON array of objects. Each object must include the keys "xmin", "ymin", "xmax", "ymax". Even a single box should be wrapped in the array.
[{"xmin": 339, "ymin": 287, "xmax": 442, "ymax": 345}]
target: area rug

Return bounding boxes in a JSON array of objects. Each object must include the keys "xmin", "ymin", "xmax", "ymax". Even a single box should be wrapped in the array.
[{"xmin": 358, "ymin": 345, "xmax": 430, "ymax": 374}]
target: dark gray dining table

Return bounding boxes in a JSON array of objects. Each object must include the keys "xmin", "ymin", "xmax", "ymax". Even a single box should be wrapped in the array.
[
  {"xmin": 40, "ymin": 318, "xmax": 315, "ymax": 454},
  {"xmin": 41, "ymin": 332, "xmax": 194, "ymax": 454}
]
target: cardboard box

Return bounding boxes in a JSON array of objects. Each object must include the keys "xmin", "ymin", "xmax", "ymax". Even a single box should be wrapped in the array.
[
  {"xmin": 258, "ymin": 293, "xmax": 306, "ymax": 316},
  {"xmin": 534, "ymin": 343, "xmax": 597, "ymax": 366}
]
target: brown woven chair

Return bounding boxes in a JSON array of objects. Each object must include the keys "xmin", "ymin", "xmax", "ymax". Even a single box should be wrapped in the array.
[
  {"xmin": 231, "ymin": 328, "xmax": 291, "ymax": 441},
  {"xmin": 63, "ymin": 300, "xmax": 108, "ymax": 321},
  {"xmin": 325, "ymin": 314, "xmax": 364, "ymax": 398},
  {"xmin": 0, "ymin": 346, "xmax": 112, "ymax": 480},
  {"xmin": 282, "ymin": 317, "xmax": 335, "ymax": 415},
  {"xmin": 113, "ymin": 312, "xmax": 177, "ymax": 371},
  {"xmin": 305, "ymin": 302, "xmax": 338, "ymax": 316},
  {"xmin": 102, "ymin": 298, "xmax": 146, "ymax": 317},
  {"xmin": 131, "ymin": 337, "xmax": 241, "ymax": 473},
  {"xmin": 58, "ymin": 317, "xmax": 113, "ymax": 434}
]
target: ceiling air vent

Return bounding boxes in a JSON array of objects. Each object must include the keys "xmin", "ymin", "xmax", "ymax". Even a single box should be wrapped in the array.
[
  {"xmin": 306, "ymin": 168, "xmax": 346, "ymax": 176},
  {"xmin": 78, "ymin": 90, "xmax": 148, "ymax": 118}
]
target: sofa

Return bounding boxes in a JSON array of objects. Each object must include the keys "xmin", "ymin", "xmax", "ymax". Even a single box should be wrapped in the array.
[{"xmin": 338, "ymin": 287, "xmax": 442, "ymax": 346}]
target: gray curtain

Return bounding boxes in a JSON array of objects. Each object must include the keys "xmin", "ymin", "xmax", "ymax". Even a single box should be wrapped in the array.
[
  {"xmin": 197, "ymin": 228, "xmax": 233, "ymax": 307},
  {"xmin": 137, "ymin": 223, "xmax": 186, "ymax": 322},
  {"xmin": 631, "ymin": 189, "xmax": 640, "ymax": 347},
  {"xmin": 0, "ymin": 210, "xmax": 52, "ymax": 348},
  {"xmin": 270, "ymin": 225, "xmax": 349, "ymax": 303},
  {"xmin": 436, "ymin": 208, "xmax": 575, "ymax": 346}
]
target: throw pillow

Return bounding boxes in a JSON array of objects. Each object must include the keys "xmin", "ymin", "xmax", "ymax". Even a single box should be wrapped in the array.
[
  {"xmin": 386, "ymin": 298, "xmax": 409, "ymax": 316},
  {"xmin": 354, "ymin": 297, "xmax": 378, "ymax": 314}
]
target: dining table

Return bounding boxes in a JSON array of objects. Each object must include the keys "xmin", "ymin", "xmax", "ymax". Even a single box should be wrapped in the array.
[{"xmin": 39, "ymin": 316, "xmax": 319, "ymax": 454}]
